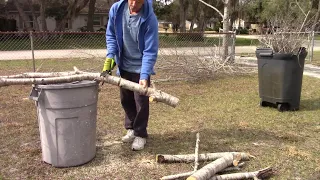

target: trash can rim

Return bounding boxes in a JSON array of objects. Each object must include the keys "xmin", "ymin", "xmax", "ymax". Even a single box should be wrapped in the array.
[{"xmin": 37, "ymin": 80, "xmax": 98, "ymax": 90}]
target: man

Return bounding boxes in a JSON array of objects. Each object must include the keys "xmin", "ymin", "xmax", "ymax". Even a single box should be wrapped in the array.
[{"xmin": 101, "ymin": 0, "xmax": 158, "ymax": 151}]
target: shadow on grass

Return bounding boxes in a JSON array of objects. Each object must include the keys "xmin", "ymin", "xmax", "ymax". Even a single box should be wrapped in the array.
[
  {"xmin": 147, "ymin": 127, "xmax": 305, "ymax": 156},
  {"xmin": 300, "ymin": 97, "xmax": 320, "ymax": 111}
]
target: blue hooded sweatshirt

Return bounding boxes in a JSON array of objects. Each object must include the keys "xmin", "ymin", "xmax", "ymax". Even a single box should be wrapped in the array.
[{"xmin": 106, "ymin": 0, "xmax": 159, "ymax": 80}]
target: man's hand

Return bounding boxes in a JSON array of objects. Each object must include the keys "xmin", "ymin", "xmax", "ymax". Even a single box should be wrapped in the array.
[
  {"xmin": 100, "ymin": 57, "xmax": 116, "ymax": 86},
  {"xmin": 139, "ymin": 79, "xmax": 148, "ymax": 89},
  {"xmin": 100, "ymin": 71, "xmax": 109, "ymax": 77},
  {"xmin": 101, "ymin": 57, "xmax": 116, "ymax": 76}
]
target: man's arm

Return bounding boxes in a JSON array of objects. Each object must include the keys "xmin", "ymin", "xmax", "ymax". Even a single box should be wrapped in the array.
[
  {"xmin": 106, "ymin": 5, "xmax": 118, "ymax": 59},
  {"xmin": 140, "ymin": 15, "xmax": 159, "ymax": 81}
]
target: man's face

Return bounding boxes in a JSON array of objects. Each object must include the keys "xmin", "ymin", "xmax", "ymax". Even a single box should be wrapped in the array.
[{"xmin": 128, "ymin": 0, "xmax": 144, "ymax": 13}]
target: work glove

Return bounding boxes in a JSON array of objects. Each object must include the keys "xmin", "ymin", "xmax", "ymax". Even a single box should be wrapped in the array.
[
  {"xmin": 101, "ymin": 57, "xmax": 116, "ymax": 76},
  {"xmin": 100, "ymin": 57, "xmax": 116, "ymax": 86}
]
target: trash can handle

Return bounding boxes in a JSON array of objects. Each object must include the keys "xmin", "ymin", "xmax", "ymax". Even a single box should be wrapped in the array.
[
  {"xmin": 29, "ymin": 86, "xmax": 43, "ymax": 102},
  {"xmin": 259, "ymin": 52, "xmax": 273, "ymax": 57}
]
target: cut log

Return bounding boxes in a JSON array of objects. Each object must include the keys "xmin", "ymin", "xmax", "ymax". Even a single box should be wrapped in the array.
[
  {"xmin": 156, "ymin": 152, "xmax": 254, "ymax": 163},
  {"xmin": 221, "ymin": 162, "xmax": 245, "ymax": 173},
  {"xmin": 210, "ymin": 167, "xmax": 273, "ymax": 180},
  {"xmin": 0, "ymin": 71, "xmax": 80, "ymax": 78},
  {"xmin": 0, "ymin": 73, "xmax": 179, "ymax": 108},
  {"xmin": 160, "ymin": 133, "xmax": 201, "ymax": 180},
  {"xmin": 186, "ymin": 153, "xmax": 234, "ymax": 180},
  {"xmin": 232, "ymin": 153, "xmax": 242, "ymax": 166}
]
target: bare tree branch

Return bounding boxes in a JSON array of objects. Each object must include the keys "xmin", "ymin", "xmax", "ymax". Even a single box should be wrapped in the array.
[{"xmin": 198, "ymin": 0, "xmax": 223, "ymax": 18}]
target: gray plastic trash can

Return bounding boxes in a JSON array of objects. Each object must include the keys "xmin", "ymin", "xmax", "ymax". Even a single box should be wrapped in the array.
[
  {"xmin": 256, "ymin": 48, "xmax": 307, "ymax": 111},
  {"xmin": 29, "ymin": 81, "xmax": 98, "ymax": 167}
]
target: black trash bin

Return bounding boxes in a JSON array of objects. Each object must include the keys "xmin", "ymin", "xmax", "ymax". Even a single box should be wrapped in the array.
[{"xmin": 256, "ymin": 48, "xmax": 307, "ymax": 111}]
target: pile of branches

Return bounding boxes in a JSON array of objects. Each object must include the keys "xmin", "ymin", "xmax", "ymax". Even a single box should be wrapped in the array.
[
  {"xmin": 157, "ymin": 49, "xmax": 257, "ymax": 82},
  {"xmin": 157, "ymin": 133, "xmax": 274, "ymax": 180},
  {"xmin": 0, "ymin": 67, "xmax": 179, "ymax": 108},
  {"xmin": 259, "ymin": 0, "xmax": 320, "ymax": 54}
]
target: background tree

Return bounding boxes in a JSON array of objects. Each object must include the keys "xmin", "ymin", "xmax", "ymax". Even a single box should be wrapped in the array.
[
  {"xmin": 154, "ymin": 0, "xmax": 180, "ymax": 32},
  {"xmin": 311, "ymin": 0, "xmax": 320, "ymax": 31},
  {"xmin": 12, "ymin": 0, "xmax": 33, "ymax": 31},
  {"xmin": 27, "ymin": 0, "xmax": 40, "ymax": 31},
  {"xmin": 46, "ymin": 0, "xmax": 90, "ymax": 31},
  {"xmin": 39, "ymin": 0, "xmax": 48, "ymax": 31},
  {"xmin": 198, "ymin": 0, "xmax": 224, "ymax": 32},
  {"xmin": 179, "ymin": 0, "xmax": 189, "ymax": 32},
  {"xmin": 188, "ymin": 0, "xmax": 200, "ymax": 32},
  {"xmin": 86, "ymin": 0, "xmax": 96, "ymax": 32}
]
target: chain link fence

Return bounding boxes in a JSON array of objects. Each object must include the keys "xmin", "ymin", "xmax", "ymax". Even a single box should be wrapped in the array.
[{"xmin": 0, "ymin": 31, "xmax": 237, "ymax": 80}]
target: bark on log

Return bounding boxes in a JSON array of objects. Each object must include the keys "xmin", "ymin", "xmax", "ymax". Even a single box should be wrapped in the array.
[
  {"xmin": 210, "ymin": 167, "xmax": 273, "ymax": 180},
  {"xmin": 0, "ymin": 71, "xmax": 80, "ymax": 78},
  {"xmin": 187, "ymin": 153, "xmax": 234, "ymax": 180},
  {"xmin": 221, "ymin": 162, "xmax": 245, "ymax": 173},
  {"xmin": 0, "ymin": 73, "xmax": 179, "ymax": 108},
  {"xmin": 194, "ymin": 133, "xmax": 200, "ymax": 171},
  {"xmin": 156, "ymin": 152, "xmax": 254, "ymax": 163},
  {"xmin": 160, "ymin": 162, "xmax": 245, "ymax": 180}
]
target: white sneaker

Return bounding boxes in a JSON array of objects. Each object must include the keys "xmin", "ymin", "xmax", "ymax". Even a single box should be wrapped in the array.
[
  {"xmin": 131, "ymin": 137, "xmax": 147, "ymax": 151},
  {"xmin": 121, "ymin": 129, "xmax": 135, "ymax": 143}
]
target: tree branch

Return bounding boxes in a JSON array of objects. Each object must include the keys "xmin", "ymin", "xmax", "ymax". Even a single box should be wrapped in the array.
[
  {"xmin": 194, "ymin": 133, "xmax": 200, "ymax": 171},
  {"xmin": 187, "ymin": 153, "xmax": 234, "ymax": 180},
  {"xmin": 156, "ymin": 152, "xmax": 255, "ymax": 163},
  {"xmin": 209, "ymin": 167, "xmax": 273, "ymax": 180},
  {"xmin": 0, "ymin": 69, "xmax": 179, "ymax": 108},
  {"xmin": 198, "ymin": 0, "xmax": 223, "ymax": 18}
]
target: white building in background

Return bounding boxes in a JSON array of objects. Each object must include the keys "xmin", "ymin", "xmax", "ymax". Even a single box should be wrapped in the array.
[
  {"xmin": 1, "ymin": 0, "xmax": 109, "ymax": 31},
  {"xmin": 232, "ymin": 18, "xmax": 246, "ymax": 30},
  {"xmin": 4, "ymin": 11, "xmax": 108, "ymax": 32}
]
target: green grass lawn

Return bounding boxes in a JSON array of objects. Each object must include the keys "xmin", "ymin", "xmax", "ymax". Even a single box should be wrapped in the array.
[
  {"xmin": 314, "ymin": 34, "xmax": 320, "ymax": 41},
  {"xmin": 0, "ymin": 59, "xmax": 320, "ymax": 179},
  {"xmin": 309, "ymin": 51, "xmax": 320, "ymax": 66}
]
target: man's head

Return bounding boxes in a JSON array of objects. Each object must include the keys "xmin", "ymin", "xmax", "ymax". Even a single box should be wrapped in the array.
[{"xmin": 128, "ymin": 0, "xmax": 144, "ymax": 13}]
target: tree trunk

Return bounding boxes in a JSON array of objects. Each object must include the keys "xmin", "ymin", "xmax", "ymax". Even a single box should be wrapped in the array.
[
  {"xmin": 39, "ymin": 0, "xmax": 48, "ymax": 31},
  {"xmin": 190, "ymin": 1, "xmax": 200, "ymax": 32},
  {"xmin": 74, "ymin": 0, "xmax": 90, "ymax": 17},
  {"xmin": 55, "ymin": 0, "xmax": 90, "ymax": 31},
  {"xmin": 27, "ymin": 0, "xmax": 40, "ymax": 31},
  {"xmin": 179, "ymin": 0, "xmax": 188, "ymax": 32},
  {"xmin": 222, "ymin": 0, "xmax": 231, "ymax": 60},
  {"xmin": 87, "ymin": 0, "xmax": 96, "ymax": 32},
  {"xmin": 198, "ymin": 7, "xmax": 206, "ymax": 32},
  {"xmin": 13, "ymin": 0, "xmax": 32, "ymax": 31},
  {"xmin": 55, "ymin": 18, "xmax": 67, "ymax": 31}
]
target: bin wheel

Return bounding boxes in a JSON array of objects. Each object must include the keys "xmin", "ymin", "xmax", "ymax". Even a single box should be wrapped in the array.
[
  {"xmin": 277, "ymin": 103, "xmax": 289, "ymax": 112},
  {"xmin": 260, "ymin": 100, "xmax": 268, "ymax": 107}
]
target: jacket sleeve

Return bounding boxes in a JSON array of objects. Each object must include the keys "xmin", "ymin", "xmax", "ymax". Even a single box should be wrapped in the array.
[
  {"xmin": 140, "ymin": 15, "xmax": 159, "ymax": 80},
  {"xmin": 106, "ymin": 5, "xmax": 118, "ymax": 59}
]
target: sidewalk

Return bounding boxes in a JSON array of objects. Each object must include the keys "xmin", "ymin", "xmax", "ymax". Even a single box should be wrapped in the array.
[{"xmin": 236, "ymin": 56, "xmax": 320, "ymax": 79}]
